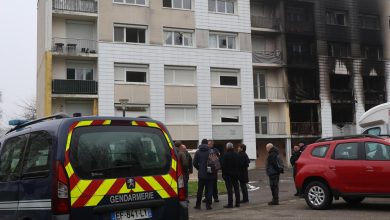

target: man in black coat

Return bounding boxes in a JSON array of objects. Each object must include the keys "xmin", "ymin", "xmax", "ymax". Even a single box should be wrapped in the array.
[
  {"xmin": 290, "ymin": 145, "xmax": 301, "ymax": 196},
  {"xmin": 193, "ymin": 139, "xmax": 213, "ymax": 210},
  {"xmin": 222, "ymin": 142, "xmax": 240, "ymax": 208},
  {"xmin": 238, "ymin": 144, "xmax": 250, "ymax": 203},
  {"xmin": 266, "ymin": 143, "xmax": 281, "ymax": 205}
]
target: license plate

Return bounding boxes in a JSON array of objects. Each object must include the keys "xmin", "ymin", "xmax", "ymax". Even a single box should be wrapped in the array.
[{"xmin": 111, "ymin": 208, "xmax": 152, "ymax": 220}]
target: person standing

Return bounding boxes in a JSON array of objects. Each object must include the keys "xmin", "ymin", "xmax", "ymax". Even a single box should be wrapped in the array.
[
  {"xmin": 203, "ymin": 140, "xmax": 220, "ymax": 203},
  {"xmin": 179, "ymin": 144, "xmax": 193, "ymax": 200},
  {"xmin": 266, "ymin": 143, "xmax": 281, "ymax": 205},
  {"xmin": 222, "ymin": 142, "xmax": 240, "ymax": 208},
  {"xmin": 298, "ymin": 140, "xmax": 306, "ymax": 152},
  {"xmin": 290, "ymin": 145, "xmax": 301, "ymax": 196},
  {"xmin": 193, "ymin": 139, "xmax": 213, "ymax": 210},
  {"xmin": 238, "ymin": 144, "xmax": 250, "ymax": 203}
]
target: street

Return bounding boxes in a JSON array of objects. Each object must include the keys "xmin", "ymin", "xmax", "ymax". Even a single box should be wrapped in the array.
[{"xmin": 189, "ymin": 169, "xmax": 390, "ymax": 220}]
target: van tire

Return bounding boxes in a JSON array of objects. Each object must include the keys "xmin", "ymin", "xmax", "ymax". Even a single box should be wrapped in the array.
[
  {"xmin": 343, "ymin": 196, "xmax": 365, "ymax": 205},
  {"xmin": 304, "ymin": 181, "xmax": 333, "ymax": 210}
]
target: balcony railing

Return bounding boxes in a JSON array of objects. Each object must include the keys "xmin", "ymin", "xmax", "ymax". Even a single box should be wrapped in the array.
[
  {"xmin": 253, "ymin": 51, "xmax": 282, "ymax": 65},
  {"xmin": 330, "ymin": 89, "xmax": 353, "ymax": 103},
  {"xmin": 52, "ymin": 79, "xmax": 98, "ymax": 95},
  {"xmin": 255, "ymin": 122, "xmax": 287, "ymax": 135},
  {"xmin": 52, "ymin": 37, "xmax": 97, "ymax": 55},
  {"xmin": 285, "ymin": 21, "xmax": 314, "ymax": 34},
  {"xmin": 291, "ymin": 122, "xmax": 321, "ymax": 135},
  {"xmin": 287, "ymin": 53, "xmax": 316, "ymax": 66},
  {"xmin": 251, "ymin": 15, "xmax": 281, "ymax": 30},
  {"xmin": 53, "ymin": 0, "xmax": 98, "ymax": 13},
  {"xmin": 364, "ymin": 91, "xmax": 386, "ymax": 104},
  {"xmin": 254, "ymin": 86, "xmax": 286, "ymax": 100}
]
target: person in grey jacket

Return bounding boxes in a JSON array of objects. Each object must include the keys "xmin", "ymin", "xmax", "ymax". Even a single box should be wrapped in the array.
[
  {"xmin": 266, "ymin": 143, "xmax": 281, "ymax": 205},
  {"xmin": 193, "ymin": 139, "xmax": 213, "ymax": 210}
]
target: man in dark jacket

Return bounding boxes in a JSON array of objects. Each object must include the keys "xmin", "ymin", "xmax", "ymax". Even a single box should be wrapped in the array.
[
  {"xmin": 203, "ymin": 140, "xmax": 220, "ymax": 203},
  {"xmin": 193, "ymin": 139, "xmax": 213, "ymax": 210},
  {"xmin": 179, "ymin": 144, "xmax": 193, "ymax": 199},
  {"xmin": 290, "ymin": 145, "xmax": 301, "ymax": 196},
  {"xmin": 238, "ymin": 144, "xmax": 250, "ymax": 203},
  {"xmin": 266, "ymin": 143, "xmax": 281, "ymax": 205},
  {"xmin": 222, "ymin": 142, "xmax": 240, "ymax": 208}
]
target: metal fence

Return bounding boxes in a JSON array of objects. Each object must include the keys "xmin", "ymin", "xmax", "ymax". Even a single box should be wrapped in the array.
[
  {"xmin": 255, "ymin": 122, "xmax": 287, "ymax": 135},
  {"xmin": 251, "ymin": 15, "xmax": 280, "ymax": 30},
  {"xmin": 52, "ymin": 80, "xmax": 98, "ymax": 95},
  {"xmin": 254, "ymin": 86, "xmax": 286, "ymax": 100},
  {"xmin": 253, "ymin": 50, "xmax": 282, "ymax": 64},
  {"xmin": 291, "ymin": 122, "xmax": 321, "ymax": 135},
  {"xmin": 52, "ymin": 37, "xmax": 97, "ymax": 55},
  {"xmin": 53, "ymin": 0, "xmax": 98, "ymax": 13}
]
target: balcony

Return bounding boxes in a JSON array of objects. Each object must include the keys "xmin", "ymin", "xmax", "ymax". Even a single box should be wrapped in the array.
[
  {"xmin": 364, "ymin": 91, "xmax": 386, "ymax": 105},
  {"xmin": 287, "ymin": 53, "xmax": 316, "ymax": 67},
  {"xmin": 255, "ymin": 122, "xmax": 287, "ymax": 135},
  {"xmin": 52, "ymin": 79, "xmax": 98, "ymax": 95},
  {"xmin": 254, "ymin": 86, "xmax": 286, "ymax": 101},
  {"xmin": 330, "ymin": 89, "xmax": 353, "ymax": 103},
  {"xmin": 52, "ymin": 37, "xmax": 97, "ymax": 56},
  {"xmin": 253, "ymin": 51, "xmax": 282, "ymax": 65},
  {"xmin": 251, "ymin": 16, "xmax": 281, "ymax": 31},
  {"xmin": 285, "ymin": 21, "xmax": 314, "ymax": 35},
  {"xmin": 53, "ymin": 0, "xmax": 98, "ymax": 13},
  {"xmin": 291, "ymin": 122, "xmax": 321, "ymax": 136}
]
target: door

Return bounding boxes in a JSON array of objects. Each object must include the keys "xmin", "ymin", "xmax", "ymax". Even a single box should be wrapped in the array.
[
  {"xmin": 254, "ymin": 73, "xmax": 266, "ymax": 99},
  {"xmin": 361, "ymin": 142, "xmax": 390, "ymax": 193},
  {"xmin": 255, "ymin": 106, "xmax": 268, "ymax": 135},
  {"xmin": 0, "ymin": 135, "xmax": 28, "ymax": 220},
  {"xmin": 330, "ymin": 142, "xmax": 364, "ymax": 193}
]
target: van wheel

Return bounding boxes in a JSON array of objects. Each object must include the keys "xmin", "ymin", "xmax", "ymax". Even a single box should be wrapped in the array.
[
  {"xmin": 343, "ymin": 196, "xmax": 364, "ymax": 205},
  {"xmin": 304, "ymin": 181, "xmax": 333, "ymax": 210}
]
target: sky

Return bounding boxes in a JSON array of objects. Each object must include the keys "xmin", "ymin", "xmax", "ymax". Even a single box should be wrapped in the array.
[{"xmin": 0, "ymin": 1, "xmax": 37, "ymax": 126}]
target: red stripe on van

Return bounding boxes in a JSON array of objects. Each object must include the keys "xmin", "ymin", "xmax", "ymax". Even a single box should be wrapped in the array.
[
  {"xmin": 135, "ymin": 177, "xmax": 154, "ymax": 192},
  {"xmin": 91, "ymin": 120, "xmax": 105, "ymax": 126},
  {"xmin": 106, "ymin": 178, "xmax": 126, "ymax": 195},
  {"xmin": 153, "ymin": 176, "xmax": 177, "ymax": 197},
  {"xmin": 72, "ymin": 180, "xmax": 104, "ymax": 207},
  {"xmin": 69, "ymin": 174, "xmax": 79, "ymax": 190}
]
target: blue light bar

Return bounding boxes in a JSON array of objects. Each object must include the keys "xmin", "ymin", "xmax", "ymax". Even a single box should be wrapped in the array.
[{"xmin": 9, "ymin": 120, "xmax": 29, "ymax": 126}]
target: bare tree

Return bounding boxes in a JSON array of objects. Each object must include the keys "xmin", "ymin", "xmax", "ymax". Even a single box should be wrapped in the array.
[{"xmin": 18, "ymin": 97, "xmax": 37, "ymax": 121}]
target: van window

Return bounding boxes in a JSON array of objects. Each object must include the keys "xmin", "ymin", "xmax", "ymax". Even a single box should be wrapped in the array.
[
  {"xmin": 22, "ymin": 131, "xmax": 52, "ymax": 176},
  {"xmin": 363, "ymin": 127, "xmax": 381, "ymax": 136},
  {"xmin": 70, "ymin": 126, "xmax": 172, "ymax": 179},
  {"xmin": 0, "ymin": 135, "xmax": 28, "ymax": 182},
  {"xmin": 334, "ymin": 142, "xmax": 359, "ymax": 160}
]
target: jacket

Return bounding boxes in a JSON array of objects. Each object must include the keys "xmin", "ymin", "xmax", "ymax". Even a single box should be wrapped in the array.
[
  {"xmin": 290, "ymin": 151, "xmax": 301, "ymax": 167},
  {"xmin": 266, "ymin": 147, "xmax": 280, "ymax": 177},
  {"xmin": 221, "ymin": 149, "xmax": 240, "ymax": 179},
  {"xmin": 238, "ymin": 151, "xmax": 250, "ymax": 183},
  {"xmin": 178, "ymin": 150, "xmax": 193, "ymax": 177},
  {"xmin": 193, "ymin": 144, "xmax": 213, "ymax": 179}
]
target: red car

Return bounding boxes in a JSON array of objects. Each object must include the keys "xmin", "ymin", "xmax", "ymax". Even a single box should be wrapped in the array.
[{"xmin": 295, "ymin": 135, "xmax": 390, "ymax": 210}]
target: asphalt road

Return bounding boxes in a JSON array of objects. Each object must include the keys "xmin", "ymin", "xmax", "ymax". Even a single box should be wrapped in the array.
[{"xmin": 189, "ymin": 169, "xmax": 390, "ymax": 220}]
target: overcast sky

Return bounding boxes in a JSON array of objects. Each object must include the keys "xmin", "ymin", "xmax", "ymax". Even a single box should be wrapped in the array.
[{"xmin": 0, "ymin": 1, "xmax": 37, "ymax": 125}]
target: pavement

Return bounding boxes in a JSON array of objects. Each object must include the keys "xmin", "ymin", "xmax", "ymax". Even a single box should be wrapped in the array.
[{"xmin": 189, "ymin": 168, "xmax": 390, "ymax": 220}]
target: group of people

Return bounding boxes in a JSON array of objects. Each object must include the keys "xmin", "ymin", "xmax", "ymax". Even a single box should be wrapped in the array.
[{"xmin": 174, "ymin": 139, "xmax": 307, "ymax": 210}]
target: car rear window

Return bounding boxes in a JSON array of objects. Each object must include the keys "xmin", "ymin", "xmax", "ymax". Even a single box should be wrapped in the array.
[
  {"xmin": 311, "ymin": 145, "xmax": 329, "ymax": 158},
  {"xmin": 69, "ymin": 125, "xmax": 172, "ymax": 179}
]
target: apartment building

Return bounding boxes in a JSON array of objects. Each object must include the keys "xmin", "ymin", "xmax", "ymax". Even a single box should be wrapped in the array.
[{"xmin": 36, "ymin": 0, "xmax": 257, "ymax": 159}]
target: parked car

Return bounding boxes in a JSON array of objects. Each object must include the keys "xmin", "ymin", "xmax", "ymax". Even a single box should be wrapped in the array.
[
  {"xmin": 295, "ymin": 135, "xmax": 390, "ymax": 210},
  {"xmin": 0, "ymin": 114, "xmax": 188, "ymax": 220}
]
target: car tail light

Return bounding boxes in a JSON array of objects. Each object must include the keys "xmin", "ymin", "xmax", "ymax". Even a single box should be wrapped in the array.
[
  {"xmin": 176, "ymin": 160, "xmax": 187, "ymax": 201},
  {"xmin": 52, "ymin": 161, "xmax": 71, "ymax": 214}
]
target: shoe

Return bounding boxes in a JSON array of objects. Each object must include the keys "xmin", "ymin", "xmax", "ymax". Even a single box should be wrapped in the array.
[
  {"xmin": 202, "ymin": 199, "xmax": 206, "ymax": 203},
  {"xmin": 223, "ymin": 205, "xmax": 233, "ymax": 208},
  {"xmin": 294, "ymin": 193, "xmax": 299, "ymax": 196},
  {"xmin": 214, "ymin": 199, "xmax": 219, "ymax": 202},
  {"xmin": 268, "ymin": 201, "xmax": 279, "ymax": 205},
  {"xmin": 235, "ymin": 204, "xmax": 240, "ymax": 207},
  {"xmin": 240, "ymin": 200, "xmax": 249, "ymax": 203},
  {"xmin": 194, "ymin": 205, "xmax": 201, "ymax": 209},
  {"xmin": 206, "ymin": 205, "xmax": 212, "ymax": 210}
]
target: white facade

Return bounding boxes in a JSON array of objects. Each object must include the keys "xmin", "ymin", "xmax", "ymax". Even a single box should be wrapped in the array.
[{"xmin": 98, "ymin": 43, "xmax": 257, "ymax": 159}]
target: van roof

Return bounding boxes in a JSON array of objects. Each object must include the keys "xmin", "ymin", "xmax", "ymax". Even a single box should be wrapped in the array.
[{"xmin": 358, "ymin": 102, "xmax": 390, "ymax": 127}]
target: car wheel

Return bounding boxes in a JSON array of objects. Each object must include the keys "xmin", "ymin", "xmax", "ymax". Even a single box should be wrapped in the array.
[
  {"xmin": 343, "ymin": 196, "xmax": 364, "ymax": 205},
  {"xmin": 304, "ymin": 181, "xmax": 333, "ymax": 210}
]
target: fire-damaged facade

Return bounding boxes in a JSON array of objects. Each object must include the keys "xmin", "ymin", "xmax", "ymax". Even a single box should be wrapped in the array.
[{"xmin": 250, "ymin": 0, "xmax": 390, "ymax": 167}]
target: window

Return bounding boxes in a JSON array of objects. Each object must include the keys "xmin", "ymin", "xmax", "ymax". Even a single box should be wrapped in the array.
[
  {"xmin": 69, "ymin": 126, "xmax": 172, "ymax": 179},
  {"xmin": 334, "ymin": 142, "xmax": 359, "ymax": 160},
  {"xmin": 165, "ymin": 67, "xmax": 196, "ymax": 85},
  {"xmin": 328, "ymin": 42, "xmax": 351, "ymax": 57},
  {"xmin": 67, "ymin": 68, "xmax": 93, "ymax": 80},
  {"xmin": 253, "ymin": 73, "xmax": 266, "ymax": 99},
  {"xmin": 0, "ymin": 135, "xmax": 27, "ymax": 182},
  {"xmin": 362, "ymin": 127, "xmax": 381, "ymax": 136},
  {"xmin": 163, "ymin": 0, "xmax": 191, "ymax": 10},
  {"xmin": 114, "ymin": 25, "xmax": 147, "ymax": 44},
  {"xmin": 113, "ymin": 0, "xmax": 146, "ymax": 6},
  {"xmin": 209, "ymin": 0, "xmax": 235, "ymax": 14},
  {"xmin": 359, "ymin": 14, "xmax": 380, "ymax": 30},
  {"xmin": 209, "ymin": 33, "xmax": 237, "ymax": 49},
  {"xmin": 22, "ymin": 132, "xmax": 51, "ymax": 176},
  {"xmin": 211, "ymin": 69, "xmax": 239, "ymax": 87},
  {"xmin": 115, "ymin": 105, "xmax": 149, "ymax": 118},
  {"xmin": 312, "ymin": 145, "xmax": 329, "ymax": 158},
  {"xmin": 365, "ymin": 142, "xmax": 390, "ymax": 161},
  {"xmin": 164, "ymin": 29, "xmax": 193, "ymax": 47},
  {"xmin": 115, "ymin": 64, "xmax": 148, "ymax": 84},
  {"xmin": 165, "ymin": 106, "xmax": 197, "ymax": 124},
  {"xmin": 212, "ymin": 107, "xmax": 240, "ymax": 124},
  {"xmin": 361, "ymin": 45, "xmax": 382, "ymax": 60},
  {"xmin": 326, "ymin": 10, "xmax": 347, "ymax": 26}
]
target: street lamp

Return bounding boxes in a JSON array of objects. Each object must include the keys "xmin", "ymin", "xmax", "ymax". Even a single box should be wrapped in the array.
[{"xmin": 119, "ymin": 98, "xmax": 129, "ymax": 117}]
